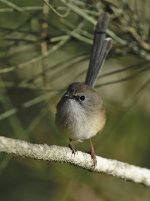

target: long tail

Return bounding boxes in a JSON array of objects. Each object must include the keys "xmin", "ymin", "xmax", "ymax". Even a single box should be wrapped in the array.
[{"xmin": 85, "ymin": 13, "xmax": 112, "ymax": 87}]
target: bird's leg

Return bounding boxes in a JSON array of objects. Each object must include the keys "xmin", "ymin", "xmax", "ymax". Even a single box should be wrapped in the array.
[
  {"xmin": 89, "ymin": 138, "xmax": 97, "ymax": 167},
  {"xmin": 68, "ymin": 138, "xmax": 77, "ymax": 155}
]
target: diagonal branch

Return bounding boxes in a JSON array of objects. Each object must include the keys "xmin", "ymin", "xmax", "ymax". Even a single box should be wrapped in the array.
[{"xmin": 0, "ymin": 135, "xmax": 150, "ymax": 186}]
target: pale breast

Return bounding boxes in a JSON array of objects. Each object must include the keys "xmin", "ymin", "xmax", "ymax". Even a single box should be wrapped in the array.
[{"xmin": 56, "ymin": 98, "xmax": 106, "ymax": 141}]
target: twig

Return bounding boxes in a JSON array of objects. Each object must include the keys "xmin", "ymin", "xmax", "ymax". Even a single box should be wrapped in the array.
[
  {"xmin": 0, "ymin": 35, "xmax": 70, "ymax": 74},
  {"xmin": 0, "ymin": 136, "xmax": 150, "ymax": 186},
  {"xmin": 0, "ymin": 6, "xmax": 42, "ymax": 13},
  {"xmin": 43, "ymin": 0, "xmax": 70, "ymax": 18},
  {"xmin": 60, "ymin": 0, "xmax": 126, "ymax": 45},
  {"xmin": 0, "ymin": 0, "xmax": 29, "ymax": 15},
  {"xmin": 41, "ymin": 0, "xmax": 50, "ymax": 86}
]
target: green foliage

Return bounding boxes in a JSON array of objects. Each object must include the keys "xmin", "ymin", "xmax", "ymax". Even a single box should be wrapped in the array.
[{"xmin": 0, "ymin": 0, "xmax": 150, "ymax": 200}]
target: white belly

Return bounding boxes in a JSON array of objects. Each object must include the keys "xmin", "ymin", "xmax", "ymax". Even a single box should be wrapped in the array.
[{"xmin": 68, "ymin": 119, "xmax": 98, "ymax": 141}]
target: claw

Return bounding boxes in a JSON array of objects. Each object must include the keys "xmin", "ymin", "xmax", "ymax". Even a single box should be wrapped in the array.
[{"xmin": 68, "ymin": 138, "xmax": 77, "ymax": 156}]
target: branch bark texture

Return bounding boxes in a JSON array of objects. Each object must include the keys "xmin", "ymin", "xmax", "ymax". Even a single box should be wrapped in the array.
[{"xmin": 0, "ymin": 136, "xmax": 150, "ymax": 186}]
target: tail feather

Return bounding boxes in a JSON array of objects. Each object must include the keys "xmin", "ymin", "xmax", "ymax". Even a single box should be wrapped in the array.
[{"xmin": 85, "ymin": 13, "xmax": 112, "ymax": 87}]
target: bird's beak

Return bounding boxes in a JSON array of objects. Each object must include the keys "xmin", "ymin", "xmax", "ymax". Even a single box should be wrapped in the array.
[{"xmin": 64, "ymin": 92, "xmax": 74, "ymax": 100}]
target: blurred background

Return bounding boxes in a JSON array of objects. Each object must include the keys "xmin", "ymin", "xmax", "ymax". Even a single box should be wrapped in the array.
[{"xmin": 0, "ymin": 0, "xmax": 150, "ymax": 200}]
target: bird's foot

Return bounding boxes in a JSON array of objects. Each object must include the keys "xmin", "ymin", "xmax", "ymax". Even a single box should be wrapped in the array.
[
  {"xmin": 68, "ymin": 143, "xmax": 77, "ymax": 156},
  {"xmin": 90, "ymin": 149, "xmax": 97, "ymax": 167}
]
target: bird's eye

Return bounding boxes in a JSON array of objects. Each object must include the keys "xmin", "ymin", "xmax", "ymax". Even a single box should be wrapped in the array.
[{"xmin": 79, "ymin": 95, "xmax": 85, "ymax": 101}]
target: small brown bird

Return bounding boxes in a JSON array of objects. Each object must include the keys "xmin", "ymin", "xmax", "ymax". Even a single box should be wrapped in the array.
[{"xmin": 55, "ymin": 13, "xmax": 112, "ymax": 166}]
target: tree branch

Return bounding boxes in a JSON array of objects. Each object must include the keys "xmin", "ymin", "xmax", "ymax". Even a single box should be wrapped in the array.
[{"xmin": 0, "ymin": 136, "xmax": 150, "ymax": 186}]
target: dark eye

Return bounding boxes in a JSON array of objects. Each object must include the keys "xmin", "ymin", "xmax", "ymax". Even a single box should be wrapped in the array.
[{"xmin": 79, "ymin": 95, "xmax": 85, "ymax": 101}]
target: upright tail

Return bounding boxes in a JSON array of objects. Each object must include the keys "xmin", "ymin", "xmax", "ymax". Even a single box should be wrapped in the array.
[{"xmin": 85, "ymin": 13, "xmax": 112, "ymax": 87}]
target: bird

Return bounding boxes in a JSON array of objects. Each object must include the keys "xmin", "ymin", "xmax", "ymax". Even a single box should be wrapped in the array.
[{"xmin": 55, "ymin": 13, "xmax": 112, "ymax": 166}]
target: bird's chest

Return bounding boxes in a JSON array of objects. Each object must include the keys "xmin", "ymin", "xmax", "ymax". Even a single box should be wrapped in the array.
[
  {"xmin": 57, "ymin": 99, "xmax": 98, "ymax": 140},
  {"xmin": 62, "ymin": 99, "xmax": 87, "ymax": 129}
]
